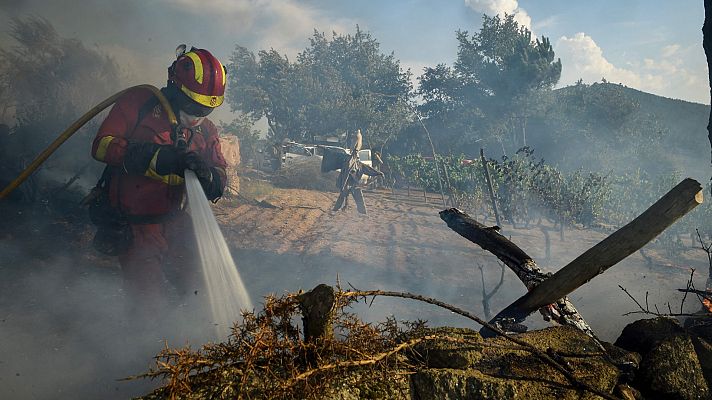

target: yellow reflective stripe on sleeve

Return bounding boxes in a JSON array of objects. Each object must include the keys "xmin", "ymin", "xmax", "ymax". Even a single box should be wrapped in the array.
[
  {"xmin": 95, "ymin": 135, "xmax": 115, "ymax": 161},
  {"xmin": 179, "ymin": 85, "xmax": 224, "ymax": 108},
  {"xmin": 144, "ymin": 149, "xmax": 184, "ymax": 186},
  {"xmin": 185, "ymin": 51, "xmax": 203, "ymax": 84}
]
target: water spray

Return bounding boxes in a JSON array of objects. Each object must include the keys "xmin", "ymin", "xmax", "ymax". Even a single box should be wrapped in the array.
[{"xmin": 184, "ymin": 170, "xmax": 253, "ymax": 338}]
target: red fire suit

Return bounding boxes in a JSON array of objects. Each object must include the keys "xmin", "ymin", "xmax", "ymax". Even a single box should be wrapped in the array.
[{"xmin": 91, "ymin": 86, "xmax": 227, "ymax": 309}]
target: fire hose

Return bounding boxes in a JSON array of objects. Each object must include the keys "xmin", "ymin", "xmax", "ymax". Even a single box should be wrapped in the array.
[{"xmin": 0, "ymin": 85, "xmax": 177, "ymax": 200}]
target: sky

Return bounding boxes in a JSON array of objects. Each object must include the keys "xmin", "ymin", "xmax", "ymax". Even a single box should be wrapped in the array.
[{"xmin": 0, "ymin": 0, "xmax": 708, "ymax": 123}]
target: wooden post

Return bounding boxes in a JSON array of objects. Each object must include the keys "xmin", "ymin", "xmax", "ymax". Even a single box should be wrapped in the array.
[
  {"xmin": 414, "ymin": 111, "xmax": 447, "ymax": 207},
  {"xmin": 509, "ymin": 178, "xmax": 703, "ymax": 314},
  {"xmin": 441, "ymin": 158, "xmax": 458, "ymax": 207},
  {"xmin": 480, "ymin": 148, "xmax": 502, "ymax": 227}
]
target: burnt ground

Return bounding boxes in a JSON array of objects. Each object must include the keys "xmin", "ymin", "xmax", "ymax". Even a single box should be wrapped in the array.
[
  {"xmin": 221, "ymin": 185, "xmax": 709, "ymax": 340},
  {"xmin": 0, "ymin": 182, "xmax": 709, "ymax": 399}
]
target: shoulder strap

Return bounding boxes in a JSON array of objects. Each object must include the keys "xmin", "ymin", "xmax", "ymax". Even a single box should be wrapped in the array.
[
  {"xmin": 133, "ymin": 95, "xmax": 160, "ymax": 133},
  {"xmin": 97, "ymin": 164, "xmax": 113, "ymax": 188},
  {"xmin": 95, "ymin": 94, "xmax": 159, "ymax": 189}
]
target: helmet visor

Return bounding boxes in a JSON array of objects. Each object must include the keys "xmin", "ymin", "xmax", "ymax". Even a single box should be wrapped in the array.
[{"xmin": 177, "ymin": 92, "xmax": 213, "ymax": 117}]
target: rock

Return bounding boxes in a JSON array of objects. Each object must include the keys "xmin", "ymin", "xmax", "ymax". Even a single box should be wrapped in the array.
[
  {"xmin": 690, "ymin": 322, "xmax": 712, "ymax": 343},
  {"xmin": 220, "ymin": 135, "xmax": 241, "ymax": 195},
  {"xmin": 411, "ymin": 327, "xmax": 483, "ymax": 369},
  {"xmin": 615, "ymin": 317, "xmax": 684, "ymax": 356},
  {"xmin": 615, "ymin": 384, "xmax": 643, "ymax": 400},
  {"xmin": 411, "ymin": 326, "xmax": 622, "ymax": 400},
  {"xmin": 325, "ymin": 370, "xmax": 411, "ymax": 400},
  {"xmin": 482, "ymin": 326, "xmax": 620, "ymax": 395},
  {"xmin": 691, "ymin": 336, "xmax": 712, "ymax": 392},
  {"xmin": 411, "ymin": 369, "xmax": 518, "ymax": 400},
  {"xmin": 601, "ymin": 342, "xmax": 642, "ymax": 383},
  {"xmin": 638, "ymin": 334, "xmax": 710, "ymax": 400}
]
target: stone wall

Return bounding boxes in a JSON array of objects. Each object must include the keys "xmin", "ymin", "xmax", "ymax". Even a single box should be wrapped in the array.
[{"xmin": 220, "ymin": 134, "xmax": 240, "ymax": 195}]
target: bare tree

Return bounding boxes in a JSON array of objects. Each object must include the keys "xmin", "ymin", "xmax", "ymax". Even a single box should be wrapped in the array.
[{"xmin": 478, "ymin": 262, "xmax": 506, "ymax": 320}]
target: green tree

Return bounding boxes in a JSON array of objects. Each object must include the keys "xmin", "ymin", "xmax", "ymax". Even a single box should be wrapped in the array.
[
  {"xmin": 418, "ymin": 13, "xmax": 561, "ymax": 155},
  {"xmin": 226, "ymin": 27, "xmax": 413, "ymax": 149},
  {"xmin": 417, "ymin": 63, "xmax": 487, "ymax": 153}
]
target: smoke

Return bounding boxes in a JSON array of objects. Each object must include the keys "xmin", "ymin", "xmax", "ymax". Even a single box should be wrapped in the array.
[
  {"xmin": 0, "ymin": 3, "xmax": 709, "ymax": 399},
  {"xmin": 0, "ymin": 216, "xmax": 221, "ymax": 399}
]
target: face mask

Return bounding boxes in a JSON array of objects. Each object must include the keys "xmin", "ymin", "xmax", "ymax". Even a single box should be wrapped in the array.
[{"xmin": 179, "ymin": 110, "xmax": 205, "ymax": 128}]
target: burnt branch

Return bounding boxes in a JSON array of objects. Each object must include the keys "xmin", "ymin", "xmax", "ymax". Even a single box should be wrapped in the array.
[
  {"xmin": 438, "ymin": 208, "xmax": 597, "ymax": 340},
  {"xmin": 620, "ymin": 270, "xmax": 712, "ymax": 317}
]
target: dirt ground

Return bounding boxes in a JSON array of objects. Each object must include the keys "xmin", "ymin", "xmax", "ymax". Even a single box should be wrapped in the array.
[
  {"xmin": 0, "ymin": 178, "xmax": 709, "ymax": 399},
  {"xmin": 219, "ymin": 182, "xmax": 710, "ymax": 341}
]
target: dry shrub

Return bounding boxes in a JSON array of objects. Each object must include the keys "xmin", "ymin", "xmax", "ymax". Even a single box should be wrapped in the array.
[
  {"xmin": 135, "ymin": 290, "xmax": 431, "ymax": 400},
  {"xmin": 237, "ymin": 177, "xmax": 276, "ymax": 201}
]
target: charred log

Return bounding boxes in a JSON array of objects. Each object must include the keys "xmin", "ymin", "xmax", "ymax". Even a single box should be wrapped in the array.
[{"xmin": 439, "ymin": 208, "xmax": 596, "ymax": 339}]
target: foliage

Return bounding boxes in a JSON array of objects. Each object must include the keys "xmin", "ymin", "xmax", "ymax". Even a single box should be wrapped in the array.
[
  {"xmin": 0, "ymin": 17, "xmax": 124, "ymax": 200},
  {"xmin": 226, "ymin": 27, "xmax": 413, "ymax": 149},
  {"xmin": 535, "ymin": 81, "xmax": 684, "ymax": 174},
  {"xmin": 388, "ymin": 148, "xmax": 610, "ymax": 227},
  {"xmin": 417, "ymin": 13, "xmax": 561, "ymax": 155},
  {"xmin": 388, "ymin": 148, "xmax": 712, "ymax": 256}
]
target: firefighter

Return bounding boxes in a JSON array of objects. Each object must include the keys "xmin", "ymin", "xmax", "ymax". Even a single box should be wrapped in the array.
[
  {"xmin": 332, "ymin": 130, "xmax": 383, "ymax": 215},
  {"xmin": 90, "ymin": 45, "xmax": 228, "ymax": 315}
]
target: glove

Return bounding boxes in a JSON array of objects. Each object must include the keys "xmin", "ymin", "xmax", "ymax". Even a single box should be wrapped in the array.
[
  {"xmin": 183, "ymin": 152, "xmax": 212, "ymax": 181},
  {"xmin": 183, "ymin": 152, "xmax": 223, "ymax": 201},
  {"xmin": 123, "ymin": 143, "xmax": 184, "ymax": 176}
]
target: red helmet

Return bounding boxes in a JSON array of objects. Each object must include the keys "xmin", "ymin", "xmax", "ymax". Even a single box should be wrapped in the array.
[{"xmin": 168, "ymin": 45, "xmax": 226, "ymax": 108}]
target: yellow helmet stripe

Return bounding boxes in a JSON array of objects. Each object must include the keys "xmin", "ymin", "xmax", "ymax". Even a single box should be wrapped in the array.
[
  {"xmin": 220, "ymin": 63, "xmax": 226, "ymax": 87},
  {"xmin": 94, "ymin": 135, "xmax": 115, "ymax": 162},
  {"xmin": 185, "ymin": 51, "xmax": 204, "ymax": 84},
  {"xmin": 179, "ymin": 84, "xmax": 224, "ymax": 108}
]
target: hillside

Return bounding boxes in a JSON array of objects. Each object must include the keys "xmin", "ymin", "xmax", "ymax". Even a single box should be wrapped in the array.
[{"xmin": 529, "ymin": 82, "xmax": 710, "ymax": 180}]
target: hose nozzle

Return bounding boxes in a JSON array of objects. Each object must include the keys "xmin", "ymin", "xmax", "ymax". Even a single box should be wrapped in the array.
[{"xmin": 172, "ymin": 125, "xmax": 193, "ymax": 153}]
